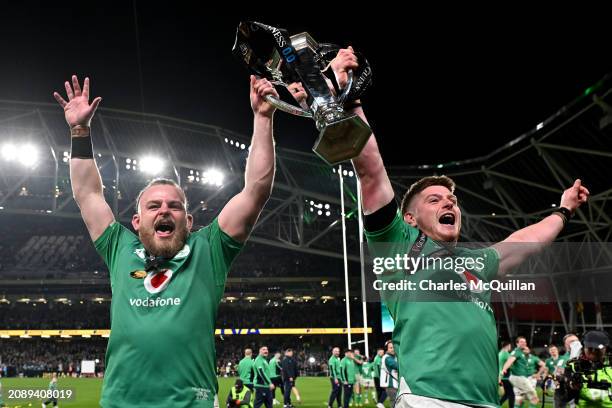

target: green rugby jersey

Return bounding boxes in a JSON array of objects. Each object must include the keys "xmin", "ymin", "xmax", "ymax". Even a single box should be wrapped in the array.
[
  {"xmin": 340, "ymin": 356, "xmax": 356, "ymax": 384},
  {"xmin": 253, "ymin": 355, "xmax": 272, "ymax": 389},
  {"xmin": 498, "ymin": 350, "xmax": 510, "ymax": 380},
  {"xmin": 526, "ymin": 354, "xmax": 541, "ymax": 375},
  {"xmin": 95, "ymin": 218, "xmax": 242, "ymax": 408},
  {"xmin": 545, "ymin": 355, "xmax": 569, "ymax": 377},
  {"xmin": 353, "ymin": 353, "xmax": 364, "ymax": 374},
  {"xmin": 365, "ymin": 209, "xmax": 500, "ymax": 407},
  {"xmin": 328, "ymin": 355, "xmax": 341, "ymax": 380},
  {"xmin": 362, "ymin": 362, "xmax": 373, "ymax": 379},
  {"xmin": 238, "ymin": 357, "xmax": 254, "ymax": 386},
  {"xmin": 372, "ymin": 354, "xmax": 382, "ymax": 379},
  {"xmin": 268, "ymin": 356, "xmax": 281, "ymax": 379},
  {"xmin": 509, "ymin": 347, "xmax": 530, "ymax": 377}
]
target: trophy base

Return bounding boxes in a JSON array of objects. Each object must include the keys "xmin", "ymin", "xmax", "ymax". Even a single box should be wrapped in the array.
[{"xmin": 312, "ymin": 114, "xmax": 372, "ymax": 166}]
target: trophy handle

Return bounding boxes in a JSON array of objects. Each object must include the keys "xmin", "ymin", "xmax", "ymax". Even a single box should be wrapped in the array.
[
  {"xmin": 263, "ymin": 70, "xmax": 354, "ymax": 118},
  {"xmin": 264, "ymin": 95, "xmax": 313, "ymax": 118},
  {"xmin": 337, "ymin": 70, "xmax": 354, "ymax": 104}
]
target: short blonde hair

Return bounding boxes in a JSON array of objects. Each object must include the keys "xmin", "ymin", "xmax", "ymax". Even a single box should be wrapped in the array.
[{"xmin": 135, "ymin": 178, "xmax": 188, "ymax": 213}]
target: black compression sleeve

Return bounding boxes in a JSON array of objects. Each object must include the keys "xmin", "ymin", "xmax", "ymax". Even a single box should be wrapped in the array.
[{"xmin": 364, "ymin": 199, "xmax": 399, "ymax": 232}]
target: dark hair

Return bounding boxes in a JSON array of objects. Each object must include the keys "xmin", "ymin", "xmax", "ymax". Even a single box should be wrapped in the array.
[
  {"xmin": 135, "ymin": 178, "xmax": 188, "ymax": 212},
  {"xmin": 400, "ymin": 175, "xmax": 456, "ymax": 216},
  {"xmin": 515, "ymin": 336, "xmax": 526, "ymax": 344},
  {"xmin": 548, "ymin": 344, "xmax": 558, "ymax": 349},
  {"xmin": 501, "ymin": 341, "xmax": 511, "ymax": 348}
]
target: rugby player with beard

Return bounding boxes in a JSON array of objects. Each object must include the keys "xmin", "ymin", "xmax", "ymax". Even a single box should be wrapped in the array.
[{"xmin": 53, "ymin": 74, "xmax": 278, "ymax": 408}]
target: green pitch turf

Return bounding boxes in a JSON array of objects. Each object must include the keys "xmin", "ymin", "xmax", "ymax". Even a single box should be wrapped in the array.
[{"xmin": 0, "ymin": 377, "xmax": 552, "ymax": 407}]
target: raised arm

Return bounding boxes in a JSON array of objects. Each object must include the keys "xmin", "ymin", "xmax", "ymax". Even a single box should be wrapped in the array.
[
  {"xmin": 218, "ymin": 76, "xmax": 277, "ymax": 242},
  {"xmin": 289, "ymin": 47, "xmax": 395, "ymax": 215},
  {"xmin": 501, "ymin": 356, "xmax": 516, "ymax": 376},
  {"xmin": 53, "ymin": 75, "xmax": 114, "ymax": 241},
  {"xmin": 494, "ymin": 179, "xmax": 589, "ymax": 275}
]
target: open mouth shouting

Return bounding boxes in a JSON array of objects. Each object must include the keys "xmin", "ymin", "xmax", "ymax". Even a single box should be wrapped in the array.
[
  {"xmin": 154, "ymin": 218, "xmax": 176, "ymax": 239},
  {"xmin": 438, "ymin": 212, "xmax": 456, "ymax": 228}
]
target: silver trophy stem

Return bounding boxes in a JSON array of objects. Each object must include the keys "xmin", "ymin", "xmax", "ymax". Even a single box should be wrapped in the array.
[{"xmin": 263, "ymin": 70, "xmax": 353, "ymax": 118}]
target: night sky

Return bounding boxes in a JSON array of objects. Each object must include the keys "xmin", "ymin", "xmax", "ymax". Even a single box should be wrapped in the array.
[{"xmin": 1, "ymin": 5, "xmax": 611, "ymax": 165}]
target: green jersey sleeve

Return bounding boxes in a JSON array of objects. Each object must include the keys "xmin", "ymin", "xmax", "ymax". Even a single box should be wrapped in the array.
[
  {"xmin": 94, "ymin": 221, "xmax": 138, "ymax": 284},
  {"xmin": 193, "ymin": 217, "xmax": 244, "ymax": 286},
  {"xmin": 364, "ymin": 210, "xmax": 418, "ymax": 244},
  {"xmin": 339, "ymin": 359, "xmax": 346, "ymax": 382}
]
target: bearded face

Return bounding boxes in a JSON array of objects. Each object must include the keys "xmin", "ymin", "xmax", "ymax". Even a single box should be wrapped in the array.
[{"xmin": 132, "ymin": 184, "xmax": 193, "ymax": 258}]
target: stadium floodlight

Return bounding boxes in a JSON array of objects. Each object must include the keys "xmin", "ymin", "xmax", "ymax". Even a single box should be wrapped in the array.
[
  {"xmin": 0, "ymin": 334, "xmax": 9, "ymax": 339},
  {"xmin": 308, "ymin": 357, "xmax": 316, "ymax": 364},
  {"xmin": 1, "ymin": 143, "xmax": 17, "ymax": 160},
  {"xmin": 17, "ymin": 297, "xmax": 31, "ymax": 303},
  {"xmin": 2, "ymin": 143, "xmax": 39, "ymax": 167},
  {"xmin": 139, "ymin": 156, "xmax": 164, "ymax": 175},
  {"xmin": 202, "ymin": 168, "xmax": 224, "ymax": 186},
  {"xmin": 18, "ymin": 144, "xmax": 39, "ymax": 167}
]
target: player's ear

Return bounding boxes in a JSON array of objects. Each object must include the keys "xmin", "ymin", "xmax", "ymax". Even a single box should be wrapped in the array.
[
  {"xmin": 186, "ymin": 213, "xmax": 193, "ymax": 231},
  {"xmin": 403, "ymin": 211, "xmax": 417, "ymax": 227},
  {"xmin": 132, "ymin": 213, "xmax": 141, "ymax": 231}
]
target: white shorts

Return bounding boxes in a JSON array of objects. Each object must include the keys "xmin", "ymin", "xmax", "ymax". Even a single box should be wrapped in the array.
[
  {"xmin": 395, "ymin": 377, "xmax": 496, "ymax": 408},
  {"xmin": 360, "ymin": 378, "xmax": 375, "ymax": 388},
  {"xmin": 509, "ymin": 375, "xmax": 537, "ymax": 401}
]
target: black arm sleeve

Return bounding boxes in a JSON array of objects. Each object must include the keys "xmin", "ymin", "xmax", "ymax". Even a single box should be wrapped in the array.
[
  {"xmin": 241, "ymin": 390, "xmax": 251, "ymax": 406},
  {"xmin": 364, "ymin": 199, "xmax": 398, "ymax": 232}
]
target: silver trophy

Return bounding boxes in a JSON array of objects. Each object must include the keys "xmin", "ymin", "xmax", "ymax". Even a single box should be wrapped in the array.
[{"xmin": 233, "ymin": 22, "xmax": 373, "ymax": 165}]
